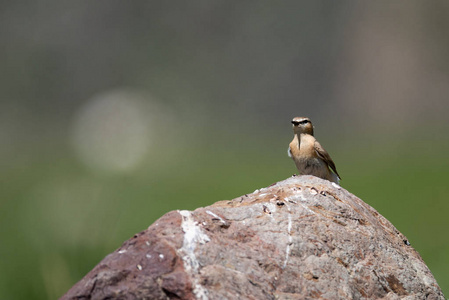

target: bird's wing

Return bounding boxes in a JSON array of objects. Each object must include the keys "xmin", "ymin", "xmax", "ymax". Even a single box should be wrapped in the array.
[{"xmin": 314, "ymin": 140, "xmax": 341, "ymax": 179}]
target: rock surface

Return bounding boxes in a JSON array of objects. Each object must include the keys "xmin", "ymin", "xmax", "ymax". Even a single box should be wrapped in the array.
[{"xmin": 61, "ymin": 176, "xmax": 445, "ymax": 300}]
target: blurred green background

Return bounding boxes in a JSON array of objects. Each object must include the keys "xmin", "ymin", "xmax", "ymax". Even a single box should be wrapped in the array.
[{"xmin": 1, "ymin": 1, "xmax": 448, "ymax": 298}]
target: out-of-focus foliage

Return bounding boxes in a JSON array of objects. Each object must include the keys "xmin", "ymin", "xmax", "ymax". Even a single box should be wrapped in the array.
[{"xmin": 1, "ymin": 1, "xmax": 448, "ymax": 298}]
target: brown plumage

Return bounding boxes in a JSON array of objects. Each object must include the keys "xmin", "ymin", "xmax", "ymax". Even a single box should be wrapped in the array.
[{"xmin": 288, "ymin": 117, "xmax": 341, "ymax": 184}]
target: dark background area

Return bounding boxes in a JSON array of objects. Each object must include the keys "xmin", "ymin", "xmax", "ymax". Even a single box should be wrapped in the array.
[{"xmin": 1, "ymin": 1, "xmax": 448, "ymax": 298}]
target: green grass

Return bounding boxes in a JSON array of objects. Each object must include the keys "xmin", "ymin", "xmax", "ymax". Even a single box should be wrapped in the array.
[{"xmin": 0, "ymin": 134, "xmax": 447, "ymax": 298}]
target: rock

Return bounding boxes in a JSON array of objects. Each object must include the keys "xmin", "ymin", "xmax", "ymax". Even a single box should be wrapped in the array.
[{"xmin": 61, "ymin": 176, "xmax": 445, "ymax": 300}]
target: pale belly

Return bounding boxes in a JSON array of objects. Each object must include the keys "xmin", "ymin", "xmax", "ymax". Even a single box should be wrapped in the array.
[{"xmin": 294, "ymin": 156, "xmax": 330, "ymax": 178}]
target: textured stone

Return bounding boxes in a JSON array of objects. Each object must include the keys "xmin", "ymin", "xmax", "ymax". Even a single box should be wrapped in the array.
[{"xmin": 61, "ymin": 176, "xmax": 445, "ymax": 300}]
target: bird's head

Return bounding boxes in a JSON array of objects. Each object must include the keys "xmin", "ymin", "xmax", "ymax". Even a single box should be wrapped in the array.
[{"xmin": 291, "ymin": 117, "xmax": 314, "ymax": 135}]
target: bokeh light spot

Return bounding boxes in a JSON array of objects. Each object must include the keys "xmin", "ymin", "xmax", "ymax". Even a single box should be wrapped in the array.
[{"xmin": 71, "ymin": 88, "xmax": 152, "ymax": 173}]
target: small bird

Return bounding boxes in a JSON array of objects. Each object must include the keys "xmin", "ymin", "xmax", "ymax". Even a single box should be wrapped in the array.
[{"xmin": 288, "ymin": 117, "xmax": 341, "ymax": 184}]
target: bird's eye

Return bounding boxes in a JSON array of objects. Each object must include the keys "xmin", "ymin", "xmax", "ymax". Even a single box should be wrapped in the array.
[{"xmin": 299, "ymin": 120, "xmax": 309, "ymax": 125}]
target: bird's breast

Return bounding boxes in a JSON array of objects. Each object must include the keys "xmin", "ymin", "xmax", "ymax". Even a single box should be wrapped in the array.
[
  {"xmin": 289, "ymin": 136, "xmax": 316, "ymax": 159},
  {"xmin": 289, "ymin": 135, "xmax": 328, "ymax": 177}
]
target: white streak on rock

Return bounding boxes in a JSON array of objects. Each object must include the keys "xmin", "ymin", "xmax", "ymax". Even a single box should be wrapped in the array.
[
  {"xmin": 178, "ymin": 210, "xmax": 210, "ymax": 300},
  {"xmin": 297, "ymin": 192, "xmax": 316, "ymax": 215},
  {"xmin": 283, "ymin": 203, "xmax": 293, "ymax": 269},
  {"xmin": 300, "ymin": 203, "xmax": 315, "ymax": 215},
  {"xmin": 206, "ymin": 210, "xmax": 225, "ymax": 223}
]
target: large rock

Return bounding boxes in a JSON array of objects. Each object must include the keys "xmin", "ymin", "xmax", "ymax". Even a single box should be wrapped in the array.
[{"xmin": 61, "ymin": 176, "xmax": 444, "ymax": 299}]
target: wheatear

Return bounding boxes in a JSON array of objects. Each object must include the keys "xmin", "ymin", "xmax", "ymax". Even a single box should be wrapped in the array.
[{"xmin": 288, "ymin": 117, "xmax": 341, "ymax": 184}]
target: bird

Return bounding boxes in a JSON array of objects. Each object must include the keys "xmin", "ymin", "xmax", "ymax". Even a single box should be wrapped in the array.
[{"xmin": 288, "ymin": 117, "xmax": 341, "ymax": 184}]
